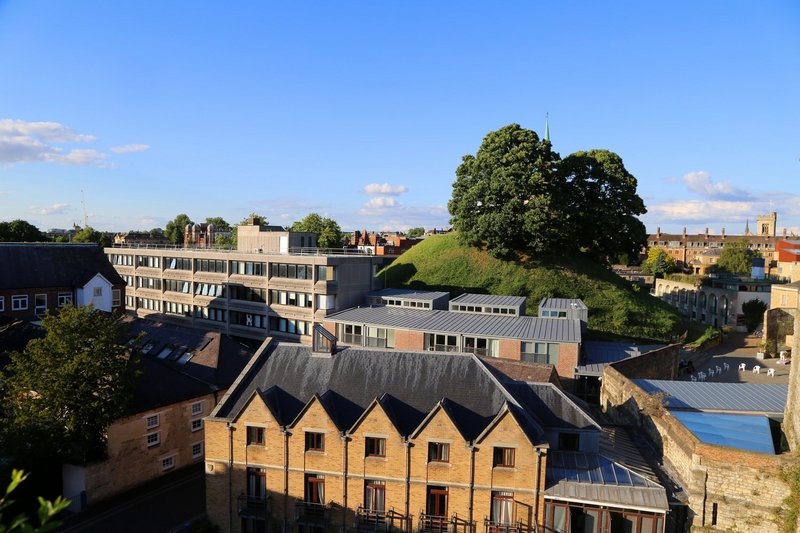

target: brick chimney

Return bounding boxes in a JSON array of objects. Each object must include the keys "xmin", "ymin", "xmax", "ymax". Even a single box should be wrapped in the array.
[
  {"xmin": 682, "ymin": 227, "xmax": 686, "ymax": 239},
  {"xmin": 705, "ymin": 227, "xmax": 709, "ymax": 240},
  {"xmin": 656, "ymin": 227, "xmax": 661, "ymax": 238},
  {"xmin": 721, "ymin": 228, "xmax": 725, "ymax": 239}
]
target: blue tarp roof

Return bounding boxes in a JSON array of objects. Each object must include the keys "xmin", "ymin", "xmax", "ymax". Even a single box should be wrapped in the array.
[{"xmin": 670, "ymin": 411, "xmax": 775, "ymax": 454}]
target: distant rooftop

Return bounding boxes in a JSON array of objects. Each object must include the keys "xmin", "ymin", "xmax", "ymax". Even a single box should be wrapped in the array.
[
  {"xmin": 539, "ymin": 298, "xmax": 588, "ymax": 310},
  {"xmin": 575, "ymin": 342, "xmax": 665, "ymax": 377},
  {"xmin": 0, "ymin": 243, "xmax": 124, "ymax": 289},
  {"xmin": 634, "ymin": 380, "xmax": 788, "ymax": 415},
  {"xmin": 366, "ymin": 288, "xmax": 449, "ymax": 301},
  {"xmin": 450, "ymin": 293, "xmax": 527, "ymax": 307}
]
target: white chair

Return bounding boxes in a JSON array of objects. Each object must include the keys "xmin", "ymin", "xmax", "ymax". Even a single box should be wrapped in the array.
[
  {"xmin": 708, "ymin": 368, "xmax": 715, "ymax": 378},
  {"xmin": 753, "ymin": 365, "xmax": 761, "ymax": 374},
  {"xmin": 767, "ymin": 368, "xmax": 776, "ymax": 377},
  {"xmin": 690, "ymin": 375, "xmax": 697, "ymax": 382},
  {"xmin": 716, "ymin": 365, "xmax": 722, "ymax": 374},
  {"xmin": 723, "ymin": 362, "xmax": 730, "ymax": 372},
  {"xmin": 697, "ymin": 371, "xmax": 706, "ymax": 381},
  {"xmin": 738, "ymin": 363, "xmax": 747, "ymax": 371}
]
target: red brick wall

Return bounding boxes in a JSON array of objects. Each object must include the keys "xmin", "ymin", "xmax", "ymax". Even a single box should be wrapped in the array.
[
  {"xmin": 498, "ymin": 339, "xmax": 521, "ymax": 360},
  {"xmin": 395, "ymin": 329, "xmax": 424, "ymax": 351},
  {"xmin": 555, "ymin": 343, "xmax": 579, "ymax": 378}
]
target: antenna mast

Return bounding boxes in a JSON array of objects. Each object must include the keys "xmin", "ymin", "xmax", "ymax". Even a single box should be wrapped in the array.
[{"xmin": 81, "ymin": 190, "xmax": 88, "ymax": 228}]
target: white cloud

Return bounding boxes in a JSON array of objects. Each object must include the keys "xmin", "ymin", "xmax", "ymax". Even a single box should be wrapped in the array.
[
  {"xmin": 0, "ymin": 119, "xmax": 95, "ymax": 143},
  {"xmin": 647, "ymin": 199, "xmax": 753, "ymax": 222},
  {"xmin": 58, "ymin": 149, "xmax": 107, "ymax": 165},
  {"xmin": 363, "ymin": 183, "xmax": 408, "ymax": 195},
  {"xmin": 0, "ymin": 118, "xmax": 109, "ymax": 165},
  {"xmin": 29, "ymin": 203, "xmax": 71, "ymax": 216},
  {"xmin": 363, "ymin": 197, "xmax": 398, "ymax": 209},
  {"xmin": 681, "ymin": 171, "xmax": 749, "ymax": 200},
  {"xmin": 110, "ymin": 144, "xmax": 150, "ymax": 154}
]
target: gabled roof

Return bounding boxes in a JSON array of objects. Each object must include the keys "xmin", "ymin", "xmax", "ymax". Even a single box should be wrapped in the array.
[{"xmin": 0, "ymin": 243, "xmax": 124, "ymax": 289}]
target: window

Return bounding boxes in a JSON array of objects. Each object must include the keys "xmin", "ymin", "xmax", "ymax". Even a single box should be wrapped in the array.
[
  {"xmin": 364, "ymin": 480, "xmax": 385, "ymax": 512},
  {"xmin": 11, "ymin": 295, "xmax": 28, "ymax": 311},
  {"xmin": 57, "ymin": 292, "xmax": 72, "ymax": 307},
  {"xmin": 161, "ymin": 455, "xmax": 175, "ymax": 471},
  {"xmin": 316, "ymin": 265, "xmax": 336, "ymax": 281},
  {"xmin": 305, "ymin": 431, "xmax": 324, "ymax": 451},
  {"xmin": 163, "ymin": 279, "xmax": 192, "ymax": 294},
  {"xmin": 34, "ymin": 294, "xmax": 47, "ymax": 317},
  {"xmin": 426, "ymin": 486, "xmax": 448, "ymax": 518},
  {"xmin": 305, "ymin": 474, "xmax": 325, "ymax": 504},
  {"xmin": 192, "ymin": 442, "xmax": 203, "ymax": 459},
  {"xmin": 366, "ymin": 327, "xmax": 395, "ymax": 349},
  {"xmin": 93, "ymin": 287, "xmax": 102, "ymax": 297},
  {"xmin": 0, "ymin": 296, "xmax": 3, "ymax": 312},
  {"xmin": 337, "ymin": 323, "xmax": 363, "ymax": 345},
  {"xmin": 231, "ymin": 261, "xmax": 266, "ymax": 276},
  {"xmin": 493, "ymin": 447, "xmax": 515, "ymax": 468},
  {"xmin": 146, "ymin": 431, "xmax": 160, "ymax": 447},
  {"xmin": 316, "ymin": 294, "xmax": 335, "ymax": 310},
  {"xmin": 230, "ymin": 311, "xmax": 267, "ymax": 329},
  {"xmin": 558, "ymin": 433, "xmax": 580, "ymax": 451},
  {"xmin": 247, "ymin": 426, "xmax": 265, "ymax": 446},
  {"xmin": 146, "ymin": 414, "xmax": 160, "ymax": 429},
  {"xmin": 112, "ymin": 289, "xmax": 121, "ymax": 306},
  {"xmin": 520, "ymin": 342, "xmax": 559, "ymax": 365},
  {"xmin": 491, "ymin": 492, "xmax": 514, "ymax": 526},
  {"xmin": 191, "ymin": 401, "xmax": 204, "ymax": 416},
  {"xmin": 164, "ymin": 257, "xmax": 191, "ymax": 270},
  {"xmin": 191, "ymin": 419, "xmax": 203, "ymax": 432},
  {"xmin": 428, "ymin": 442, "xmax": 450, "ymax": 463},
  {"xmin": 194, "ymin": 259, "xmax": 227, "ymax": 273},
  {"xmin": 270, "ymin": 263, "xmax": 313, "ymax": 280},
  {"xmin": 365, "ymin": 437, "xmax": 386, "ymax": 457},
  {"xmin": 711, "ymin": 502, "xmax": 718, "ymax": 526},
  {"xmin": 248, "ymin": 467, "xmax": 267, "ymax": 499}
]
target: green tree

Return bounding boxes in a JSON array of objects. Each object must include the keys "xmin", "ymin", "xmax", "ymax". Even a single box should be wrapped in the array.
[
  {"xmin": 291, "ymin": 213, "xmax": 343, "ymax": 248},
  {"xmin": 204, "ymin": 217, "xmax": 231, "ymax": 232},
  {"xmin": 0, "ymin": 220, "xmax": 47, "ymax": 243},
  {"xmin": 406, "ymin": 227, "xmax": 425, "ymax": 239},
  {"xmin": 227, "ymin": 213, "xmax": 270, "ymax": 247},
  {"xmin": 717, "ymin": 240, "xmax": 758, "ymax": 275},
  {"xmin": 0, "ymin": 469, "xmax": 69, "ymax": 532},
  {"xmin": 448, "ymin": 124, "xmax": 562, "ymax": 259},
  {"xmin": 1, "ymin": 305, "xmax": 140, "ymax": 465},
  {"xmin": 641, "ymin": 247, "xmax": 676, "ymax": 276},
  {"xmin": 559, "ymin": 150, "xmax": 647, "ymax": 262},
  {"xmin": 72, "ymin": 226, "xmax": 112, "ymax": 248},
  {"xmin": 164, "ymin": 214, "xmax": 193, "ymax": 244},
  {"xmin": 742, "ymin": 298, "xmax": 768, "ymax": 334}
]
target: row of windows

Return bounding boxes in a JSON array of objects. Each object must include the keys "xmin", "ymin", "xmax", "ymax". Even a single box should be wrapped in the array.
[
  {"xmin": 246, "ymin": 428, "xmax": 515, "ymax": 466},
  {"xmin": 165, "ymin": 257, "xmax": 193, "ymax": 270},
  {"xmin": 270, "ymin": 290, "xmax": 313, "ymax": 308},
  {"xmin": 230, "ymin": 311, "xmax": 267, "ymax": 329},
  {"xmin": 164, "ymin": 301, "xmax": 192, "ymax": 316},
  {"xmin": 271, "ymin": 263, "xmax": 314, "ymax": 280},
  {"xmin": 229, "ymin": 286, "xmax": 267, "ymax": 303},
  {"xmin": 195, "ymin": 259, "xmax": 227, "ymax": 273},
  {"xmin": 540, "ymin": 310, "xmax": 567, "ymax": 318},
  {"xmin": 137, "ymin": 297, "xmax": 162, "ymax": 311},
  {"xmin": 521, "ymin": 342, "xmax": 559, "ymax": 365},
  {"xmin": 383, "ymin": 299, "xmax": 431, "ymax": 309},
  {"xmin": 231, "ymin": 261, "xmax": 267, "ymax": 276},
  {"xmin": 164, "ymin": 279, "xmax": 192, "ymax": 293},
  {"xmin": 270, "ymin": 316, "xmax": 312, "ymax": 335},
  {"xmin": 1, "ymin": 292, "xmax": 113, "ymax": 313},
  {"xmin": 194, "ymin": 306, "xmax": 227, "ymax": 322},
  {"xmin": 452, "ymin": 304, "xmax": 516, "ymax": 315}
]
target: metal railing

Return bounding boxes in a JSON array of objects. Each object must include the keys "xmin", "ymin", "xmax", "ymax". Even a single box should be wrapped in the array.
[
  {"xmin": 356, "ymin": 507, "xmax": 412, "ymax": 532},
  {"xmin": 483, "ymin": 519, "xmax": 521, "ymax": 533},
  {"xmin": 341, "ymin": 333, "xmax": 364, "ymax": 345},
  {"xmin": 419, "ymin": 514, "xmax": 450, "ymax": 533},
  {"xmin": 237, "ymin": 493, "xmax": 270, "ymax": 518},
  {"xmin": 295, "ymin": 501, "xmax": 329, "ymax": 525},
  {"xmin": 428, "ymin": 344, "xmax": 460, "ymax": 353},
  {"xmin": 110, "ymin": 242, "xmax": 374, "ymax": 256}
]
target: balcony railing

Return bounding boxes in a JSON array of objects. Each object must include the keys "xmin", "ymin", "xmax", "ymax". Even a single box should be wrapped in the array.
[
  {"xmin": 483, "ymin": 519, "xmax": 521, "ymax": 533},
  {"xmin": 356, "ymin": 507, "xmax": 411, "ymax": 532},
  {"xmin": 419, "ymin": 514, "xmax": 450, "ymax": 533},
  {"xmin": 237, "ymin": 493, "xmax": 269, "ymax": 518},
  {"xmin": 428, "ymin": 344, "xmax": 460, "ymax": 353},
  {"xmin": 341, "ymin": 333, "xmax": 364, "ymax": 345},
  {"xmin": 295, "ymin": 501, "xmax": 329, "ymax": 525},
  {"xmin": 365, "ymin": 337, "xmax": 388, "ymax": 348},
  {"xmin": 462, "ymin": 347, "xmax": 489, "ymax": 357}
]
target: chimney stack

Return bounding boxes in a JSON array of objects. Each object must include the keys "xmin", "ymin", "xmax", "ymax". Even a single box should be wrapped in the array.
[
  {"xmin": 656, "ymin": 227, "xmax": 661, "ymax": 238},
  {"xmin": 721, "ymin": 228, "xmax": 725, "ymax": 239},
  {"xmin": 682, "ymin": 227, "xmax": 687, "ymax": 239}
]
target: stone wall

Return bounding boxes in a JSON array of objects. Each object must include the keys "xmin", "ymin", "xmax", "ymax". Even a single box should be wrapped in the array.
[
  {"xmin": 610, "ymin": 344, "xmax": 680, "ymax": 380},
  {"xmin": 601, "ymin": 364, "xmax": 799, "ymax": 532},
  {"xmin": 785, "ymin": 312, "xmax": 800, "ymax": 451}
]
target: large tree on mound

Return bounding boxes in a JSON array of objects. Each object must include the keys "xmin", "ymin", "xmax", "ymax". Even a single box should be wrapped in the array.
[
  {"xmin": 448, "ymin": 124, "xmax": 561, "ymax": 258},
  {"xmin": 448, "ymin": 124, "xmax": 647, "ymax": 262}
]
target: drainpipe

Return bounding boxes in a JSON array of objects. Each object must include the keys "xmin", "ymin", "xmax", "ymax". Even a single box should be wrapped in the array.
[
  {"xmin": 467, "ymin": 442, "xmax": 476, "ymax": 528},
  {"xmin": 533, "ymin": 448, "xmax": 543, "ymax": 533},
  {"xmin": 227, "ymin": 422, "xmax": 234, "ymax": 533},
  {"xmin": 282, "ymin": 427, "xmax": 290, "ymax": 532},
  {"xmin": 404, "ymin": 438, "xmax": 412, "ymax": 522},
  {"xmin": 341, "ymin": 432, "xmax": 349, "ymax": 533}
]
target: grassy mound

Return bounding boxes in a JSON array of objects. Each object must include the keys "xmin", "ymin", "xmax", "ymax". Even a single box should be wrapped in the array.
[{"xmin": 377, "ymin": 234, "xmax": 682, "ymax": 342}]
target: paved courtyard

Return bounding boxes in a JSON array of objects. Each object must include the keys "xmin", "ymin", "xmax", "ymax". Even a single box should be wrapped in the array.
[{"xmin": 679, "ymin": 331, "xmax": 791, "ymax": 384}]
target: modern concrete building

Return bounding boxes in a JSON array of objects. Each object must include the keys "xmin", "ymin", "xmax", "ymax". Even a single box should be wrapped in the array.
[
  {"xmin": 106, "ymin": 244, "xmax": 388, "ymax": 343},
  {"xmin": 204, "ymin": 341, "xmax": 669, "ymax": 533}
]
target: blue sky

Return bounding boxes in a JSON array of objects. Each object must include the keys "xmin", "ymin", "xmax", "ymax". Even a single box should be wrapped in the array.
[{"xmin": 1, "ymin": 1, "xmax": 799, "ymax": 235}]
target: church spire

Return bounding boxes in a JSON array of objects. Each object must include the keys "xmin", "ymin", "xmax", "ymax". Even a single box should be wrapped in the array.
[
  {"xmin": 544, "ymin": 113, "xmax": 550, "ymax": 143},
  {"xmin": 745, "ymin": 218, "xmax": 751, "ymax": 236}
]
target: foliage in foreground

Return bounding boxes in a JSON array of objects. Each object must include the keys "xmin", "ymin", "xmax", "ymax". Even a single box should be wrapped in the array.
[
  {"xmin": 742, "ymin": 298, "xmax": 768, "ymax": 334},
  {"xmin": 0, "ymin": 470, "xmax": 69, "ymax": 533},
  {"xmin": 1, "ymin": 305, "xmax": 141, "ymax": 465},
  {"xmin": 378, "ymin": 234, "xmax": 682, "ymax": 341}
]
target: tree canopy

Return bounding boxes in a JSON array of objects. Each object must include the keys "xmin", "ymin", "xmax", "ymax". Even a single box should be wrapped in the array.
[
  {"xmin": 164, "ymin": 214, "xmax": 192, "ymax": 244},
  {"xmin": 641, "ymin": 247, "xmax": 677, "ymax": 276},
  {"xmin": 1, "ymin": 305, "xmax": 140, "ymax": 465},
  {"xmin": 72, "ymin": 226, "xmax": 112, "ymax": 248},
  {"xmin": 291, "ymin": 213, "xmax": 343, "ymax": 248},
  {"xmin": 406, "ymin": 227, "xmax": 425, "ymax": 239},
  {"xmin": 448, "ymin": 124, "xmax": 647, "ymax": 262},
  {"xmin": 204, "ymin": 216, "xmax": 231, "ymax": 232},
  {"xmin": 0, "ymin": 220, "xmax": 47, "ymax": 243},
  {"xmin": 717, "ymin": 240, "xmax": 758, "ymax": 275}
]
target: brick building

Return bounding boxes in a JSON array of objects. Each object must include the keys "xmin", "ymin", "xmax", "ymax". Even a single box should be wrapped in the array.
[
  {"xmin": 62, "ymin": 319, "xmax": 254, "ymax": 510},
  {"xmin": 323, "ymin": 291, "xmax": 583, "ymax": 380},
  {"xmin": 204, "ymin": 340, "xmax": 669, "ymax": 533},
  {"xmin": 0, "ymin": 243, "xmax": 126, "ymax": 319}
]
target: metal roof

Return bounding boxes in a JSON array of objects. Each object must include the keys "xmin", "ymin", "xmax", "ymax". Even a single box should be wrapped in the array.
[
  {"xmin": 366, "ymin": 288, "xmax": 449, "ymax": 301},
  {"xmin": 575, "ymin": 342, "xmax": 665, "ymax": 377},
  {"xmin": 634, "ymin": 380, "xmax": 788, "ymax": 414},
  {"xmin": 545, "ymin": 451, "xmax": 668, "ymax": 512},
  {"xmin": 449, "ymin": 293, "xmax": 526, "ymax": 307},
  {"xmin": 538, "ymin": 298, "xmax": 588, "ymax": 310},
  {"xmin": 326, "ymin": 306, "xmax": 582, "ymax": 343},
  {"xmin": 670, "ymin": 411, "xmax": 775, "ymax": 454}
]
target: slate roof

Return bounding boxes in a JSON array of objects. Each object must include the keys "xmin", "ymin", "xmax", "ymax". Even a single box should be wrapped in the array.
[
  {"xmin": 366, "ymin": 288, "xmax": 449, "ymax": 301},
  {"xmin": 212, "ymin": 343, "xmax": 600, "ymax": 444},
  {"xmin": 480, "ymin": 357, "xmax": 560, "ymax": 386},
  {"xmin": 449, "ymin": 293, "xmax": 527, "ymax": 307},
  {"xmin": 325, "ymin": 306, "xmax": 581, "ymax": 343},
  {"xmin": 127, "ymin": 319, "xmax": 253, "ymax": 413},
  {"xmin": 0, "ymin": 243, "xmax": 124, "ymax": 289},
  {"xmin": 576, "ymin": 342, "xmax": 665, "ymax": 376},
  {"xmin": 538, "ymin": 298, "xmax": 588, "ymax": 311},
  {"xmin": 633, "ymin": 380, "xmax": 788, "ymax": 414}
]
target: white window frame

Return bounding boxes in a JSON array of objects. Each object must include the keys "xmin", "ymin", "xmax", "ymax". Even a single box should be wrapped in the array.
[
  {"xmin": 191, "ymin": 441, "xmax": 203, "ymax": 459},
  {"xmin": 11, "ymin": 295, "xmax": 28, "ymax": 311},
  {"xmin": 146, "ymin": 413, "xmax": 160, "ymax": 429},
  {"xmin": 191, "ymin": 419, "xmax": 203, "ymax": 432},
  {"xmin": 161, "ymin": 454, "xmax": 176, "ymax": 471},
  {"xmin": 57, "ymin": 292, "xmax": 72, "ymax": 307},
  {"xmin": 93, "ymin": 287, "xmax": 102, "ymax": 297},
  {"xmin": 34, "ymin": 294, "xmax": 47, "ymax": 317},
  {"xmin": 146, "ymin": 431, "xmax": 161, "ymax": 448},
  {"xmin": 191, "ymin": 401, "xmax": 204, "ymax": 416}
]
